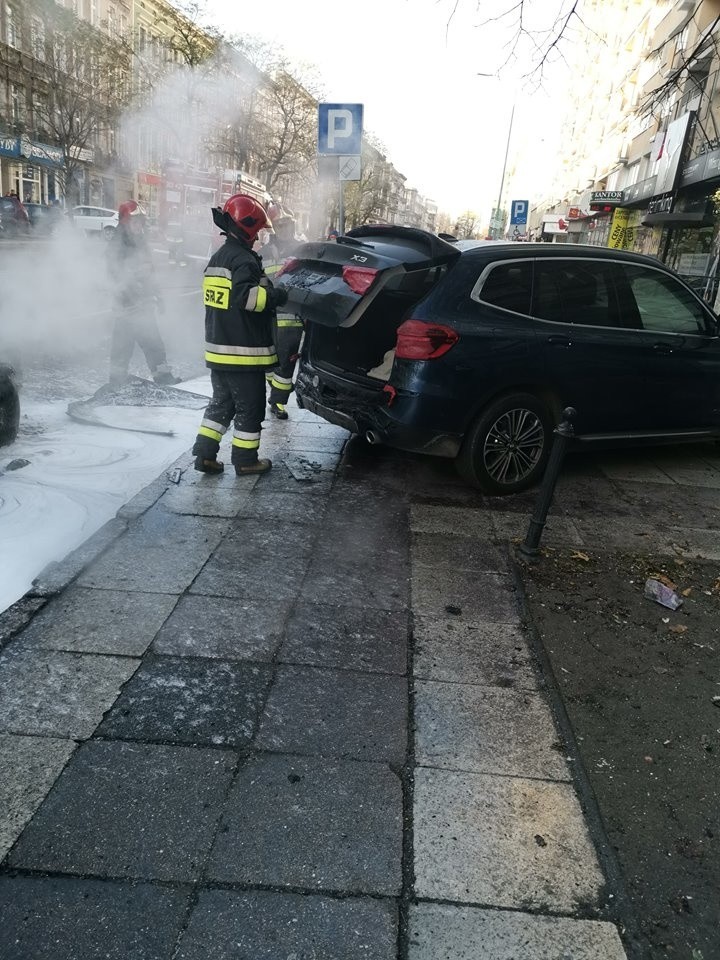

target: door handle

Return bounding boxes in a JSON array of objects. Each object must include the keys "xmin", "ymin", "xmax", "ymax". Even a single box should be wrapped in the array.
[
  {"xmin": 653, "ymin": 342, "xmax": 673, "ymax": 355},
  {"xmin": 546, "ymin": 336, "xmax": 572, "ymax": 348}
]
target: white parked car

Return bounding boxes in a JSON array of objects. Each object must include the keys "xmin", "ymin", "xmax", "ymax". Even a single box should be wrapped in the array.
[{"xmin": 71, "ymin": 205, "xmax": 118, "ymax": 236}]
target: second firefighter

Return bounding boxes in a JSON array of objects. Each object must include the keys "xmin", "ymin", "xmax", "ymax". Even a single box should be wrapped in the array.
[
  {"xmin": 262, "ymin": 202, "xmax": 304, "ymax": 420},
  {"xmin": 192, "ymin": 194, "xmax": 288, "ymax": 476}
]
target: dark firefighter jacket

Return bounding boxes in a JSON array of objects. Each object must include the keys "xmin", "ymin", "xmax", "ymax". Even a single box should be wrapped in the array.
[
  {"xmin": 203, "ymin": 237, "xmax": 284, "ymax": 370},
  {"xmin": 108, "ymin": 225, "xmax": 155, "ymax": 310}
]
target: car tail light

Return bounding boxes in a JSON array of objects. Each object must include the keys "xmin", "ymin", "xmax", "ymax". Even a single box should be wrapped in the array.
[
  {"xmin": 276, "ymin": 257, "xmax": 299, "ymax": 277},
  {"xmin": 342, "ymin": 265, "xmax": 379, "ymax": 295},
  {"xmin": 395, "ymin": 319, "xmax": 459, "ymax": 360}
]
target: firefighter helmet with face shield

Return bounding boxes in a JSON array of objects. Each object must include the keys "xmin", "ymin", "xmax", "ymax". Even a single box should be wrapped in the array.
[{"xmin": 212, "ymin": 194, "xmax": 271, "ymax": 243}]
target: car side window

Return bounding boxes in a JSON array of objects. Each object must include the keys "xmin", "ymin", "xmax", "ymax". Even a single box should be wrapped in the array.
[
  {"xmin": 472, "ymin": 261, "xmax": 532, "ymax": 315},
  {"xmin": 532, "ymin": 260, "xmax": 616, "ymax": 327},
  {"xmin": 618, "ymin": 264, "xmax": 712, "ymax": 336}
]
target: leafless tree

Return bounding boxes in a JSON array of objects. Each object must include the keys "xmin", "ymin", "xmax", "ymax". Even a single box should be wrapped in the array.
[
  {"xmin": 454, "ymin": 210, "xmax": 482, "ymax": 238},
  {"xmin": 3, "ymin": 0, "xmax": 131, "ymax": 203}
]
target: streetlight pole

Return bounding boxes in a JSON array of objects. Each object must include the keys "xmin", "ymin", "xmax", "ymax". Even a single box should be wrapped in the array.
[
  {"xmin": 493, "ymin": 101, "xmax": 515, "ymax": 239},
  {"xmin": 477, "ymin": 75, "xmax": 516, "ymax": 240}
]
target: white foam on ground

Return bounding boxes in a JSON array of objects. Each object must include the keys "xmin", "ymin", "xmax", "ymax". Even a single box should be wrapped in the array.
[{"xmin": 0, "ymin": 380, "xmax": 212, "ymax": 613}]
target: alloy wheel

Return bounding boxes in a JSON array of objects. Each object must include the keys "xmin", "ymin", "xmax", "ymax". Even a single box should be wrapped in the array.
[{"xmin": 483, "ymin": 407, "xmax": 545, "ymax": 486}]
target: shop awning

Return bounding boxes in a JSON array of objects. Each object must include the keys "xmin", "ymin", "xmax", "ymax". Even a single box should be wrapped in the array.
[{"xmin": 642, "ymin": 211, "xmax": 714, "ymax": 227}]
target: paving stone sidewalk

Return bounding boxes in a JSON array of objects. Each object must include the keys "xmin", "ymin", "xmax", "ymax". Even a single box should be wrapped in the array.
[{"xmin": 0, "ymin": 405, "xmax": 628, "ymax": 960}]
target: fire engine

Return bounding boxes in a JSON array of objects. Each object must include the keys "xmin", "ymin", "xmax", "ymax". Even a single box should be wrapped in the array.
[{"xmin": 159, "ymin": 162, "xmax": 269, "ymax": 262}]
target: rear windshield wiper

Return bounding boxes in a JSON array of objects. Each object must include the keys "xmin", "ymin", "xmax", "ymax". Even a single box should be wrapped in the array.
[{"xmin": 336, "ymin": 236, "xmax": 375, "ymax": 249}]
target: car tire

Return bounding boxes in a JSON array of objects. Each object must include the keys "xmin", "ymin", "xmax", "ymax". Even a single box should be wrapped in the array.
[
  {"xmin": 457, "ymin": 392, "xmax": 553, "ymax": 495},
  {"xmin": 0, "ymin": 377, "xmax": 20, "ymax": 447},
  {"xmin": 103, "ymin": 226, "xmax": 115, "ymax": 238}
]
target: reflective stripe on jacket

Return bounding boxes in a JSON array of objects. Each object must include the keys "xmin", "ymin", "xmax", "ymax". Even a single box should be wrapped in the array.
[{"xmin": 202, "ymin": 238, "xmax": 282, "ymax": 370}]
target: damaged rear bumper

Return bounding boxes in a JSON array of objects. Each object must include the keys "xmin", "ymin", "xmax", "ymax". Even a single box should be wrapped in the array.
[{"xmin": 296, "ymin": 369, "xmax": 462, "ymax": 459}]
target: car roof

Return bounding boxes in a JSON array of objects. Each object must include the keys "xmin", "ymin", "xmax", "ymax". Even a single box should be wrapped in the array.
[{"xmin": 458, "ymin": 241, "xmax": 666, "ymax": 268}]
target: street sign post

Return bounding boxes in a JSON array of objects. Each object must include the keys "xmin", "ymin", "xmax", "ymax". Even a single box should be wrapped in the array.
[
  {"xmin": 318, "ymin": 103, "xmax": 363, "ymax": 234},
  {"xmin": 510, "ymin": 200, "xmax": 529, "ymax": 225}
]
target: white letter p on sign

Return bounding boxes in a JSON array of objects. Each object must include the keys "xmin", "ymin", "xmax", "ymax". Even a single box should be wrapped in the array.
[{"xmin": 327, "ymin": 109, "xmax": 353, "ymax": 149}]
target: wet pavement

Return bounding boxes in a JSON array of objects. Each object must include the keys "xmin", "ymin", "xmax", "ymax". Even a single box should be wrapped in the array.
[{"xmin": 2, "ymin": 402, "xmax": 719, "ymax": 958}]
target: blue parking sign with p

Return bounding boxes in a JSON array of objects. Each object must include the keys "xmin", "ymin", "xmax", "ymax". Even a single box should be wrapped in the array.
[
  {"xmin": 318, "ymin": 103, "xmax": 363, "ymax": 155},
  {"xmin": 510, "ymin": 200, "xmax": 529, "ymax": 225}
]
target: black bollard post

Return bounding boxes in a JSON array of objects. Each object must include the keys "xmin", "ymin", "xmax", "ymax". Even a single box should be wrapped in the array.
[{"xmin": 519, "ymin": 406, "xmax": 577, "ymax": 558}]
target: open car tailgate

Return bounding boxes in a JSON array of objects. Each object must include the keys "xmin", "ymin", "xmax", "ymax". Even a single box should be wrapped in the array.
[{"xmin": 275, "ymin": 225, "xmax": 460, "ymax": 327}]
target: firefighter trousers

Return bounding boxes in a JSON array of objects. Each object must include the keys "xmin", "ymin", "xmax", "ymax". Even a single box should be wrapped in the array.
[
  {"xmin": 267, "ymin": 320, "xmax": 303, "ymax": 407},
  {"xmin": 110, "ymin": 305, "xmax": 169, "ymax": 384},
  {"xmin": 193, "ymin": 369, "xmax": 267, "ymax": 466}
]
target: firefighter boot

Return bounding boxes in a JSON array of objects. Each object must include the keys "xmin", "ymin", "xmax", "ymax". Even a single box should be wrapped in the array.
[
  {"xmin": 235, "ymin": 458, "xmax": 272, "ymax": 476},
  {"xmin": 154, "ymin": 371, "xmax": 182, "ymax": 386},
  {"xmin": 194, "ymin": 456, "xmax": 224, "ymax": 474},
  {"xmin": 269, "ymin": 401, "xmax": 289, "ymax": 420}
]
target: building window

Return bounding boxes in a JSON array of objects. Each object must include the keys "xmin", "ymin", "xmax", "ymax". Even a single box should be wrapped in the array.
[
  {"xmin": 31, "ymin": 17, "xmax": 45, "ymax": 61},
  {"xmin": 90, "ymin": 0, "xmax": 97, "ymax": 25},
  {"xmin": 11, "ymin": 83, "xmax": 25, "ymax": 125},
  {"xmin": 107, "ymin": 4, "xmax": 116, "ymax": 36},
  {"xmin": 5, "ymin": 4, "xmax": 18, "ymax": 47}
]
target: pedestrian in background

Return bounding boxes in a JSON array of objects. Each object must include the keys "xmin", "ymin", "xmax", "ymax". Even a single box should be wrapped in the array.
[
  {"xmin": 192, "ymin": 194, "xmax": 288, "ymax": 476},
  {"xmin": 261, "ymin": 202, "xmax": 304, "ymax": 420},
  {"xmin": 107, "ymin": 200, "xmax": 180, "ymax": 386}
]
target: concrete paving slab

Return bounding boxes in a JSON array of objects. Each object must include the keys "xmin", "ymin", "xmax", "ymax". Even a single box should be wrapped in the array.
[
  {"xmin": 412, "ymin": 566, "xmax": 518, "ymax": 622},
  {"xmin": 16, "ymin": 587, "xmax": 178, "ymax": 656},
  {"xmin": 96, "ymin": 656, "xmax": 272, "ymax": 746},
  {"xmin": 598, "ymin": 459, "xmax": 675, "ymax": 485},
  {"xmin": 208, "ymin": 753, "xmax": 403, "ymax": 895},
  {"xmin": 410, "ymin": 505, "xmax": 501, "ymax": 538},
  {"xmin": 176, "ymin": 888, "xmax": 397, "ymax": 960},
  {"xmin": 158, "ymin": 483, "xmax": 254, "ymax": 516},
  {"xmin": 408, "ymin": 903, "xmax": 627, "ymax": 960},
  {"xmin": 649, "ymin": 455, "xmax": 720, "ymax": 489},
  {"xmin": 489, "ymin": 511, "xmax": 584, "ymax": 546},
  {"xmin": 571, "ymin": 516, "xmax": 685, "ymax": 554},
  {"xmin": 279, "ymin": 602, "xmax": 408, "ymax": 674},
  {"xmin": 415, "ymin": 681, "xmax": 569, "ymax": 780},
  {"xmin": 303, "ymin": 561, "xmax": 410, "ymax": 611},
  {"xmin": 0, "ymin": 648, "xmax": 139, "ymax": 739},
  {"xmin": 217, "ymin": 518, "xmax": 317, "ymax": 561},
  {"xmin": 235, "ymin": 491, "xmax": 330, "ymax": 524},
  {"xmin": 8, "ymin": 740, "xmax": 236, "ymax": 882},
  {"xmin": 78, "ymin": 511, "xmax": 230, "ymax": 593},
  {"xmin": 256, "ymin": 664, "xmax": 408, "ymax": 764},
  {"xmin": 413, "ymin": 616, "xmax": 536, "ymax": 688},
  {"xmin": 0, "ymin": 734, "xmax": 76, "ymax": 860},
  {"xmin": 190, "ymin": 553, "xmax": 308, "ymax": 602},
  {"xmin": 670, "ymin": 526, "xmax": 720, "ymax": 561},
  {"xmin": 414, "ymin": 767, "xmax": 606, "ymax": 911},
  {"xmin": 152, "ymin": 593, "xmax": 290, "ymax": 661},
  {"xmin": 412, "ymin": 531, "xmax": 507, "ymax": 572},
  {"xmin": 0, "ymin": 875, "xmax": 190, "ymax": 960},
  {"xmin": 175, "ymin": 466, "xmax": 259, "ymax": 490}
]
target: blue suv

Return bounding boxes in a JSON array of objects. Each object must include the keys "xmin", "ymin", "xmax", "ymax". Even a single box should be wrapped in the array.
[{"xmin": 277, "ymin": 226, "xmax": 720, "ymax": 494}]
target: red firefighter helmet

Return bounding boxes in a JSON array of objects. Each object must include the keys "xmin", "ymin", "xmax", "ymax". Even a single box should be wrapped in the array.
[
  {"xmin": 219, "ymin": 194, "xmax": 271, "ymax": 243},
  {"xmin": 118, "ymin": 199, "xmax": 145, "ymax": 224}
]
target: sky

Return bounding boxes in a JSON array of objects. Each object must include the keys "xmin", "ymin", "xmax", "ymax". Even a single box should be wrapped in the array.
[{"xmin": 202, "ymin": 0, "xmax": 571, "ymax": 222}]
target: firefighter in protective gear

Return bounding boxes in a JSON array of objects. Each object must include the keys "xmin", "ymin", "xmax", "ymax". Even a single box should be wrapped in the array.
[
  {"xmin": 262, "ymin": 203, "xmax": 303, "ymax": 420},
  {"xmin": 107, "ymin": 200, "xmax": 180, "ymax": 386},
  {"xmin": 192, "ymin": 194, "xmax": 288, "ymax": 476}
]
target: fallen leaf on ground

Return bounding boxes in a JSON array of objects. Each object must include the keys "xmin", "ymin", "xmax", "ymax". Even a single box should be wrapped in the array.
[
  {"xmin": 669, "ymin": 624, "xmax": 688, "ymax": 635},
  {"xmin": 649, "ymin": 572, "xmax": 677, "ymax": 590},
  {"xmin": 681, "ymin": 588, "xmax": 693, "ymax": 597},
  {"xmin": 652, "ymin": 666, "xmax": 669, "ymax": 675},
  {"xmin": 712, "ymin": 578, "xmax": 720, "ymax": 593},
  {"xmin": 571, "ymin": 551, "xmax": 590, "ymax": 562}
]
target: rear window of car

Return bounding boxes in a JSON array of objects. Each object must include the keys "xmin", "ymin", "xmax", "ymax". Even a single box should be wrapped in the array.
[
  {"xmin": 532, "ymin": 259, "xmax": 617, "ymax": 327},
  {"xmin": 471, "ymin": 260, "xmax": 533, "ymax": 315}
]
